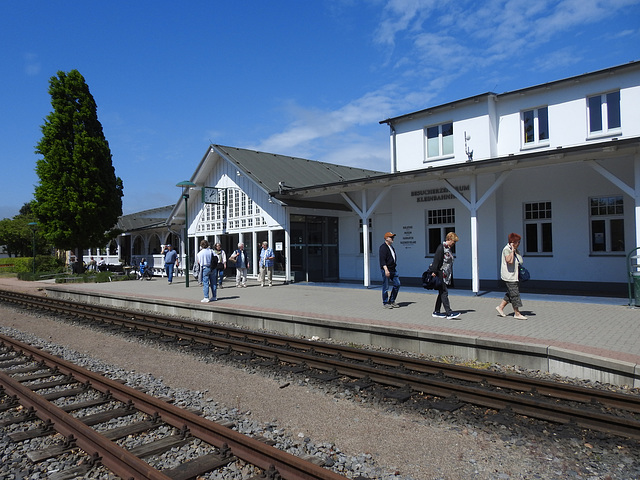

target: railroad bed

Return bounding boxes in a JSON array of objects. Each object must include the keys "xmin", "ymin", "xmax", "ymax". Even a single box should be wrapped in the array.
[
  {"xmin": 0, "ymin": 333, "xmax": 347, "ymax": 480},
  {"xmin": 2, "ymin": 287, "xmax": 640, "ymax": 479}
]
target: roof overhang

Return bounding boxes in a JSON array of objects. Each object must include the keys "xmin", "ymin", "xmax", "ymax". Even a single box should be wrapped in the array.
[{"xmin": 272, "ymin": 136, "xmax": 640, "ymax": 200}]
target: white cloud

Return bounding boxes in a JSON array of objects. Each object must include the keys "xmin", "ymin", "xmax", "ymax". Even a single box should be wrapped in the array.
[{"xmin": 24, "ymin": 53, "xmax": 40, "ymax": 76}]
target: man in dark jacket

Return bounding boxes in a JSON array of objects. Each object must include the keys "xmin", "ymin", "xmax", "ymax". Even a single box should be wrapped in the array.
[{"xmin": 379, "ymin": 232, "xmax": 400, "ymax": 309}]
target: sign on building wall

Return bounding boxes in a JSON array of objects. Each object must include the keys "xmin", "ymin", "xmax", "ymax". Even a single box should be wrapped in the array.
[{"xmin": 411, "ymin": 185, "xmax": 469, "ymax": 203}]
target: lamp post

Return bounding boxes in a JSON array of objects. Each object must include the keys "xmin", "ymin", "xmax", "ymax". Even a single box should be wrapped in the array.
[
  {"xmin": 176, "ymin": 181, "xmax": 197, "ymax": 287},
  {"xmin": 27, "ymin": 222, "xmax": 37, "ymax": 275}
]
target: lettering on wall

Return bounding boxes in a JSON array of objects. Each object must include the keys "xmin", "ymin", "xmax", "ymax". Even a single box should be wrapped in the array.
[
  {"xmin": 410, "ymin": 185, "xmax": 469, "ymax": 203},
  {"xmin": 400, "ymin": 225, "xmax": 416, "ymax": 247}
]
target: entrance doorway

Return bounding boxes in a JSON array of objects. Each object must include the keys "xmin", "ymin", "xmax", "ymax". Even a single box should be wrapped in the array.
[{"xmin": 290, "ymin": 215, "xmax": 339, "ymax": 282}]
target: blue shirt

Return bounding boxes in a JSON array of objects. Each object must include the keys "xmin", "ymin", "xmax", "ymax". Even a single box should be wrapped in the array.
[
  {"xmin": 260, "ymin": 247, "xmax": 274, "ymax": 267},
  {"xmin": 163, "ymin": 249, "xmax": 178, "ymax": 264}
]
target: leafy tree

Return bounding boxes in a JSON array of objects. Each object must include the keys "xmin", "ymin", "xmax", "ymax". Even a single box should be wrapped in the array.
[
  {"xmin": 34, "ymin": 70, "xmax": 124, "ymax": 257},
  {"xmin": 0, "ymin": 203, "xmax": 49, "ymax": 257}
]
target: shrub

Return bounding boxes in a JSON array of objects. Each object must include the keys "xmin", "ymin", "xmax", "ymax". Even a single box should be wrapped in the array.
[{"xmin": 1, "ymin": 256, "xmax": 63, "ymax": 274}]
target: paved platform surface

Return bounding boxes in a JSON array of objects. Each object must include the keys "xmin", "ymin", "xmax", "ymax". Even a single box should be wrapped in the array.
[{"xmin": 44, "ymin": 275, "xmax": 640, "ymax": 370}]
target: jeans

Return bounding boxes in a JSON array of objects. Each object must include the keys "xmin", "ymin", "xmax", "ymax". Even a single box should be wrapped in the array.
[
  {"xmin": 381, "ymin": 268, "xmax": 400, "ymax": 304},
  {"xmin": 165, "ymin": 263, "xmax": 174, "ymax": 282},
  {"xmin": 202, "ymin": 266, "xmax": 217, "ymax": 300},
  {"xmin": 434, "ymin": 281, "xmax": 452, "ymax": 314},
  {"xmin": 217, "ymin": 268, "xmax": 225, "ymax": 286}
]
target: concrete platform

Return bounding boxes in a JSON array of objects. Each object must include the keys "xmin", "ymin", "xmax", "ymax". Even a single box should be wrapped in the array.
[{"xmin": 42, "ymin": 275, "xmax": 640, "ymax": 388}]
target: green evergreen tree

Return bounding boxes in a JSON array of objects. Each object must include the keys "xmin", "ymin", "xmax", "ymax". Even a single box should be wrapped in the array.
[{"xmin": 34, "ymin": 70, "xmax": 124, "ymax": 257}]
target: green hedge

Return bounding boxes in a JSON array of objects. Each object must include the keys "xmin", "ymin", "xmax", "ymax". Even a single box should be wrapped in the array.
[{"xmin": 0, "ymin": 256, "xmax": 62, "ymax": 274}]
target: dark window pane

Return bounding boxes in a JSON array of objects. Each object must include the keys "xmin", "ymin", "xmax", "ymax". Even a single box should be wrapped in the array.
[
  {"xmin": 428, "ymin": 228, "xmax": 441, "ymax": 254},
  {"xmin": 523, "ymin": 110, "xmax": 534, "ymax": 143},
  {"xmin": 427, "ymin": 126, "xmax": 438, "ymax": 139},
  {"xmin": 610, "ymin": 219, "xmax": 625, "ymax": 251},
  {"xmin": 538, "ymin": 107, "xmax": 549, "ymax": 140},
  {"xmin": 607, "ymin": 91, "xmax": 621, "ymax": 129},
  {"xmin": 525, "ymin": 223, "xmax": 538, "ymax": 253},
  {"xmin": 541, "ymin": 222, "xmax": 553, "ymax": 252},
  {"xmin": 591, "ymin": 220, "xmax": 606, "ymax": 251},
  {"xmin": 589, "ymin": 96, "xmax": 602, "ymax": 132}
]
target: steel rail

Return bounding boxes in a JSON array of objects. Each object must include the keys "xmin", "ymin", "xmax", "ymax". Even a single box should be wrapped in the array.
[
  {"xmin": 0, "ymin": 368, "xmax": 173, "ymax": 480},
  {"xmin": 0, "ymin": 333, "xmax": 348, "ymax": 480},
  {"xmin": 3, "ymin": 289, "xmax": 638, "ymax": 412},
  {"xmin": 3, "ymin": 290, "xmax": 640, "ymax": 440}
]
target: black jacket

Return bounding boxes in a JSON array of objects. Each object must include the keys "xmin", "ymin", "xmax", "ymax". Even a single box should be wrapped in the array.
[
  {"xmin": 379, "ymin": 242, "xmax": 397, "ymax": 272},
  {"xmin": 432, "ymin": 242, "xmax": 454, "ymax": 286}
]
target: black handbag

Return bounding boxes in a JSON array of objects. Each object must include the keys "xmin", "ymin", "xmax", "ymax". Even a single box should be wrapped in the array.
[
  {"xmin": 518, "ymin": 264, "xmax": 530, "ymax": 282},
  {"xmin": 422, "ymin": 265, "xmax": 442, "ymax": 290}
]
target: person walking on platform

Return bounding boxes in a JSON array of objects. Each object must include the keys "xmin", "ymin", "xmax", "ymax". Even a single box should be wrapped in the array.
[
  {"xmin": 197, "ymin": 240, "xmax": 216, "ymax": 302},
  {"xmin": 496, "ymin": 233, "xmax": 527, "ymax": 320},
  {"xmin": 258, "ymin": 241, "xmax": 275, "ymax": 287},
  {"xmin": 431, "ymin": 232, "xmax": 460, "ymax": 319},
  {"xmin": 161, "ymin": 244, "xmax": 178, "ymax": 285},
  {"xmin": 379, "ymin": 232, "xmax": 400, "ymax": 309}
]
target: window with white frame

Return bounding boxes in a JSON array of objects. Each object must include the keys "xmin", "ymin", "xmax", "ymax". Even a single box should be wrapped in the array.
[
  {"xmin": 524, "ymin": 202, "xmax": 552, "ymax": 254},
  {"xmin": 425, "ymin": 208, "xmax": 455, "ymax": 255},
  {"xmin": 589, "ymin": 196, "xmax": 625, "ymax": 253},
  {"xmin": 522, "ymin": 106, "xmax": 549, "ymax": 146},
  {"xmin": 425, "ymin": 122, "xmax": 453, "ymax": 159},
  {"xmin": 587, "ymin": 91, "xmax": 621, "ymax": 135}
]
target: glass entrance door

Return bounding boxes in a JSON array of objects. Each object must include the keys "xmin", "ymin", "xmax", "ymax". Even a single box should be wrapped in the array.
[{"xmin": 290, "ymin": 215, "xmax": 339, "ymax": 282}]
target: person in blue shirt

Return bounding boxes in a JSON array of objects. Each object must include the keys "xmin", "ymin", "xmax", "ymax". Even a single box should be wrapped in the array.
[
  {"xmin": 161, "ymin": 244, "xmax": 179, "ymax": 284},
  {"xmin": 258, "ymin": 241, "xmax": 275, "ymax": 287},
  {"xmin": 196, "ymin": 240, "xmax": 216, "ymax": 302}
]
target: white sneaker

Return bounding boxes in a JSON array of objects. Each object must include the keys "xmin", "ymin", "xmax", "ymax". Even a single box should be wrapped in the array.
[{"xmin": 200, "ymin": 298, "xmax": 210, "ymax": 303}]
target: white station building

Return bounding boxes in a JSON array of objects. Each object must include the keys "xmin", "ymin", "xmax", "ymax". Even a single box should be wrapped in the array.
[{"xmin": 108, "ymin": 61, "xmax": 640, "ymax": 296}]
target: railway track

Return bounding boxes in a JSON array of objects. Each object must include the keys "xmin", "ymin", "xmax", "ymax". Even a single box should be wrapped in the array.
[
  {"xmin": 0, "ymin": 332, "xmax": 349, "ymax": 480},
  {"xmin": 2, "ymin": 289, "xmax": 640, "ymax": 443}
]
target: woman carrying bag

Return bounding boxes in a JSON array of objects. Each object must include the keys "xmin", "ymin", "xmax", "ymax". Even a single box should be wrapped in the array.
[{"xmin": 496, "ymin": 233, "xmax": 527, "ymax": 320}]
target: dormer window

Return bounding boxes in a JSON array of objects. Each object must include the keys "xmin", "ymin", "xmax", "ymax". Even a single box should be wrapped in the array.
[
  {"xmin": 522, "ymin": 106, "xmax": 549, "ymax": 147},
  {"xmin": 425, "ymin": 122, "xmax": 453, "ymax": 159},
  {"xmin": 588, "ymin": 91, "xmax": 621, "ymax": 136}
]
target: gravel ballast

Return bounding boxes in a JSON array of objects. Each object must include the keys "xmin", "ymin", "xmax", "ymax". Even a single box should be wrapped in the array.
[{"xmin": 0, "ymin": 278, "xmax": 639, "ymax": 479}]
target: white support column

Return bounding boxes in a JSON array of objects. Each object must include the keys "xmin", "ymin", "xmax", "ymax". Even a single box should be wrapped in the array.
[
  {"xmin": 442, "ymin": 172, "xmax": 511, "ymax": 294},
  {"xmin": 469, "ymin": 177, "xmax": 479, "ymax": 293},
  {"xmin": 589, "ymin": 158, "xmax": 639, "ymax": 249},
  {"xmin": 362, "ymin": 191, "xmax": 371, "ymax": 287},
  {"xmin": 635, "ymin": 155, "xmax": 640, "ymax": 250},
  {"xmin": 252, "ymin": 231, "xmax": 258, "ymax": 277},
  {"xmin": 342, "ymin": 188, "xmax": 390, "ymax": 287},
  {"xmin": 285, "ymin": 229, "xmax": 291, "ymax": 283}
]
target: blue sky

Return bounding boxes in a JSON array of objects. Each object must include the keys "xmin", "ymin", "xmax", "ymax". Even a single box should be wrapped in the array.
[{"xmin": 1, "ymin": 0, "xmax": 639, "ymax": 219}]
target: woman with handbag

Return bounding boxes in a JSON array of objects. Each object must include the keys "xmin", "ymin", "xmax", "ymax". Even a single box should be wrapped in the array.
[
  {"xmin": 431, "ymin": 232, "xmax": 460, "ymax": 320},
  {"xmin": 213, "ymin": 243, "xmax": 227, "ymax": 288},
  {"xmin": 496, "ymin": 233, "xmax": 527, "ymax": 320}
]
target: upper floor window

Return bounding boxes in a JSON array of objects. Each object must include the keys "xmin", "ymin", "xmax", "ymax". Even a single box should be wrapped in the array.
[
  {"xmin": 524, "ymin": 202, "xmax": 552, "ymax": 254},
  {"xmin": 588, "ymin": 91, "xmax": 621, "ymax": 135},
  {"xmin": 522, "ymin": 106, "xmax": 549, "ymax": 146},
  {"xmin": 589, "ymin": 195, "xmax": 624, "ymax": 253},
  {"xmin": 425, "ymin": 122, "xmax": 453, "ymax": 159}
]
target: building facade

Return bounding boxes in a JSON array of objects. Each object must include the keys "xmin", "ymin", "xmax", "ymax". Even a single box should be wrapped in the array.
[{"xmin": 111, "ymin": 61, "xmax": 640, "ymax": 295}]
